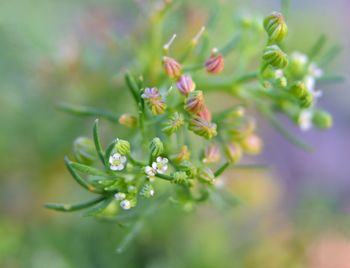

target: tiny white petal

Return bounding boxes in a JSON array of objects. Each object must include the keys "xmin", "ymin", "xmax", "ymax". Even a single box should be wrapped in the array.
[
  {"xmin": 152, "ymin": 162, "xmax": 157, "ymax": 169},
  {"xmin": 156, "ymin": 156, "xmax": 162, "ymax": 162},
  {"xmin": 120, "ymin": 156, "xmax": 127, "ymax": 163},
  {"xmin": 162, "ymin": 158, "xmax": 168, "ymax": 163},
  {"xmin": 114, "ymin": 192, "xmax": 126, "ymax": 200},
  {"xmin": 120, "ymin": 200, "xmax": 131, "ymax": 210},
  {"xmin": 112, "ymin": 153, "xmax": 121, "ymax": 159},
  {"xmin": 110, "ymin": 165, "xmax": 118, "ymax": 171},
  {"xmin": 116, "ymin": 164, "xmax": 124, "ymax": 170}
]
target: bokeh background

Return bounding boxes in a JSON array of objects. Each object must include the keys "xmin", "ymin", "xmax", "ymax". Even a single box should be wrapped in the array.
[{"xmin": 0, "ymin": 0, "xmax": 349, "ymax": 267}]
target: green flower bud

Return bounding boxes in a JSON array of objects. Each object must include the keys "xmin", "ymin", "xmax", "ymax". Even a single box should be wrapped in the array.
[
  {"xmin": 140, "ymin": 184, "xmax": 155, "ymax": 198},
  {"xmin": 312, "ymin": 110, "xmax": 333, "ymax": 129},
  {"xmin": 162, "ymin": 112, "xmax": 184, "ymax": 135},
  {"xmin": 115, "ymin": 139, "xmax": 130, "ymax": 155},
  {"xmin": 289, "ymin": 81, "xmax": 307, "ymax": 98},
  {"xmin": 119, "ymin": 113, "xmax": 138, "ymax": 128},
  {"xmin": 150, "ymin": 137, "xmax": 164, "ymax": 157},
  {"xmin": 172, "ymin": 171, "xmax": 188, "ymax": 185},
  {"xmin": 275, "ymin": 76, "xmax": 288, "ymax": 88},
  {"xmin": 263, "ymin": 45, "xmax": 289, "ymax": 69},
  {"xmin": 240, "ymin": 134, "xmax": 263, "ymax": 155},
  {"xmin": 198, "ymin": 167, "xmax": 215, "ymax": 184},
  {"xmin": 178, "ymin": 161, "xmax": 197, "ymax": 178},
  {"xmin": 73, "ymin": 137, "xmax": 98, "ymax": 165},
  {"xmin": 300, "ymin": 92, "xmax": 314, "ymax": 108},
  {"xmin": 263, "ymin": 12, "xmax": 288, "ymax": 43},
  {"xmin": 224, "ymin": 142, "xmax": 242, "ymax": 164}
]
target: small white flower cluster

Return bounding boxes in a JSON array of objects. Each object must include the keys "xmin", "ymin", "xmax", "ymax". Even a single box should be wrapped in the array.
[
  {"xmin": 109, "ymin": 153, "xmax": 127, "ymax": 171},
  {"xmin": 144, "ymin": 157, "xmax": 168, "ymax": 180},
  {"xmin": 298, "ymin": 109, "xmax": 313, "ymax": 131},
  {"xmin": 114, "ymin": 192, "xmax": 131, "ymax": 210}
]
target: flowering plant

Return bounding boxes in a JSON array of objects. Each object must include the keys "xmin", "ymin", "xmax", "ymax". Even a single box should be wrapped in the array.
[{"xmin": 45, "ymin": 0, "xmax": 340, "ymax": 251}]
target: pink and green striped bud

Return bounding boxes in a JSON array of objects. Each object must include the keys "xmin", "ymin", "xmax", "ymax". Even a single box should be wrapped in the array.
[
  {"xmin": 185, "ymin": 90, "xmax": 205, "ymax": 114},
  {"xmin": 172, "ymin": 145, "xmax": 191, "ymax": 164},
  {"xmin": 263, "ymin": 12, "xmax": 288, "ymax": 43},
  {"xmin": 114, "ymin": 139, "xmax": 131, "ymax": 155},
  {"xmin": 142, "ymin": 87, "xmax": 166, "ymax": 115},
  {"xmin": 188, "ymin": 116, "xmax": 217, "ymax": 140},
  {"xmin": 224, "ymin": 142, "xmax": 242, "ymax": 164},
  {"xmin": 163, "ymin": 56, "xmax": 182, "ymax": 79},
  {"xmin": 205, "ymin": 48, "xmax": 224, "ymax": 74},
  {"xmin": 119, "ymin": 113, "xmax": 137, "ymax": 128},
  {"xmin": 176, "ymin": 74, "xmax": 196, "ymax": 96},
  {"xmin": 202, "ymin": 144, "xmax": 221, "ymax": 164},
  {"xmin": 263, "ymin": 45, "xmax": 289, "ymax": 69},
  {"xmin": 162, "ymin": 112, "xmax": 184, "ymax": 135},
  {"xmin": 197, "ymin": 105, "xmax": 212, "ymax": 121}
]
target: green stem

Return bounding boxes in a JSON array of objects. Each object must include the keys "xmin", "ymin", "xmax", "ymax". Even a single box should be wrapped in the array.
[
  {"xmin": 57, "ymin": 102, "xmax": 119, "ymax": 122},
  {"xmin": 155, "ymin": 173, "xmax": 174, "ymax": 181},
  {"xmin": 93, "ymin": 119, "xmax": 106, "ymax": 166},
  {"xmin": 214, "ymin": 162, "xmax": 230, "ymax": 177},
  {"xmin": 44, "ymin": 196, "xmax": 105, "ymax": 212}
]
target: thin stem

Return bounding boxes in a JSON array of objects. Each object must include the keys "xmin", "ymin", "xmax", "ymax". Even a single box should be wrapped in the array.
[
  {"xmin": 214, "ymin": 162, "xmax": 230, "ymax": 177},
  {"xmin": 44, "ymin": 196, "xmax": 105, "ymax": 212},
  {"xmin": 93, "ymin": 119, "xmax": 106, "ymax": 166},
  {"xmin": 155, "ymin": 173, "xmax": 173, "ymax": 181}
]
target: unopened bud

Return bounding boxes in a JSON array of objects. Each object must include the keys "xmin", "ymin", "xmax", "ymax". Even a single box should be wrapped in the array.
[
  {"xmin": 73, "ymin": 137, "xmax": 97, "ymax": 165},
  {"xmin": 224, "ymin": 142, "xmax": 242, "ymax": 164},
  {"xmin": 197, "ymin": 105, "xmax": 212, "ymax": 121},
  {"xmin": 173, "ymin": 145, "xmax": 191, "ymax": 163},
  {"xmin": 289, "ymin": 81, "xmax": 307, "ymax": 98},
  {"xmin": 176, "ymin": 74, "xmax": 196, "ymax": 96},
  {"xmin": 119, "ymin": 113, "xmax": 137, "ymax": 128},
  {"xmin": 114, "ymin": 139, "xmax": 130, "ymax": 155},
  {"xmin": 172, "ymin": 171, "xmax": 188, "ymax": 185},
  {"xmin": 198, "ymin": 167, "xmax": 215, "ymax": 184},
  {"xmin": 312, "ymin": 110, "xmax": 332, "ymax": 129},
  {"xmin": 202, "ymin": 144, "xmax": 221, "ymax": 164},
  {"xmin": 185, "ymin": 90, "xmax": 205, "ymax": 114},
  {"xmin": 300, "ymin": 92, "xmax": 314, "ymax": 108},
  {"xmin": 140, "ymin": 184, "xmax": 155, "ymax": 198},
  {"xmin": 163, "ymin": 56, "xmax": 182, "ymax": 79},
  {"xmin": 205, "ymin": 48, "xmax": 224, "ymax": 74},
  {"xmin": 178, "ymin": 161, "xmax": 197, "ymax": 178},
  {"xmin": 263, "ymin": 45, "xmax": 289, "ymax": 69},
  {"xmin": 150, "ymin": 137, "xmax": 164, "ymax": 157},
  {"xmin": 240, "ymin": 134, "xmax": 263, "ymax": 155},
  {"xmin": 263, "ymin": 12, "xmax": 288, "ymax": 43},
  {"xmin": 162, "ymin": 112, "xmax": 184, "ymax": 135},
  {"xmin": 188, "ymin": 117, "xmax": 217, "ymax": 140}
]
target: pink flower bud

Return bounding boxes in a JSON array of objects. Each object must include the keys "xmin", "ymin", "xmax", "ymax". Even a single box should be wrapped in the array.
[
  {"xmin": 176, "ymin": 75, "xmax": 195, "ymax": 96},
  {"xmin": 188, "ymin": 116, "xmax": 217, "ymax": 140},
  {"xmin": 163, "ymin": 56, "xmax": 182, "ymax": 79},
  {"xmin": 203, "ymin": 144, "xmax": 221, "ymax": 164},
  {"xmin": 185, "ymin": 90, "xmax": 205, "ymax": 114},
  {"xmin": 205, "ymin": 49, "xmax": 224, "ymax": 74},
  {"xmin": 197, "ymin": 105, "xmax": 212, "ymax": 121}
]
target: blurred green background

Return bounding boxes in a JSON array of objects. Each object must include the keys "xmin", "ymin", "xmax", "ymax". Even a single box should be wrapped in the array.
[{"xmin": 1, "ymin": 0, "xmax": 349, "ymax": 267}]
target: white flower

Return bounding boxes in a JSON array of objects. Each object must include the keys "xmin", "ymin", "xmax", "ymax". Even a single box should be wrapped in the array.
[
  {"xmin": 291, "ymin": 52, "xmax": 308, "ymax": 65},
  {"xmin": 145, "ymin": 166, "xmax": 156, "ymax": 177},
  {"xmin": 120, "ymin": 199, "xmax": 131, "ymax": 210},
  {"xmin": 275, "ymin": 69, "xmax": 284, "ymax": 79},
  {"xmin": 304, "ymin": 76, "xmax": 323, "ymax": 100},
  {"xmin": 109, "ymin": 153, "xmax": 127, "ymax": 171},
  {"xmin": 152, "ymin": 157, "xmax": 168, "ymax": 174},
  {"xmin": 114, "ymin": 192, "xmax": 126, "ymax": 201},
  {"xmin": 309, "ymin": 63, "xmax": 323, "ymax": 78},
  {"xmin": 298, "ymin": 110, "xmax": 313, "ymax": 131}
]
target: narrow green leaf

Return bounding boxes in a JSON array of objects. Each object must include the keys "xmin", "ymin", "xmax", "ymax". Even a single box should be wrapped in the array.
[
  {"xmin": 219, "ymin": 34, "xmax": 241, "ymax": 56},
  {"xmin": 44, "ymin": 196, "xmax": 105, "ymax": 212},
  {"xmin": 93, "ymin": 119, "xmax": 106, "ymax": 166},
  {"xmin": 319, "ymin": 45, "xmax": 342, "ymax": 67},
  {"xmin": 308, "ymin": 34, "xmax": 327, "ymax": 60},
  {"xmin": 82, "ymin": 197, "xmax": 114, "ymax": 217},
  {"xmin": 70, "ymin": 161, "xmax": 112, "ymax": 177},
  {"xmin": 259, "ymin": 106, "xmax": 313, "ymax": 152},
  {"xmin": 116, "ymin": 220, "xmax": 143, "ymax": 254},
  {"xmin": 57, "ymin": 102, "xmax": 119, "ymax": 122},
  {"xmin": 64, "ymin": 156, "xmax": 104, "ymax": 194},
  {"xmin": 125, "ymin": 72, "xmax": 140, "ymax": 104}
]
